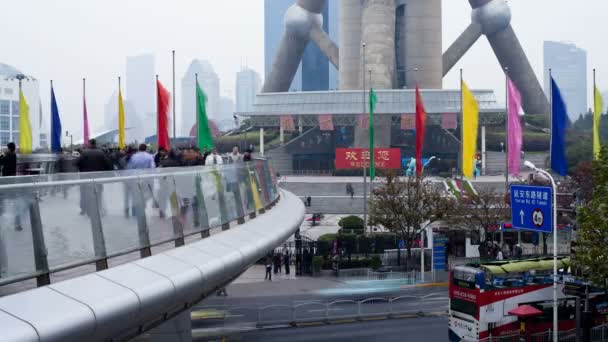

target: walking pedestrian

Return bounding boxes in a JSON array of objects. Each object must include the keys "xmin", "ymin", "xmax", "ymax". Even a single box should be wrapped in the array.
[
  {"xmin": 0, "ymin": 142, "xmax": 17, "ymax": 177},
  {"xmin": 284, "ymin": 252, "xmax": 291, "ymax": 275},
  {"xmin": 127, "ymin": 144, "xmax": 156, "ymax": 170},
  {"xmin": 76, "ymin": 139, "xmax": 113, "ymax": 216},
  {"xmin": 306, "ymin": 196, "xmax": 312, "ymax": 208},
  {"xmin": 228, "ymin": 146, "xmax": 243, "ymax": 163},
  {"xmin": 204, "ymin": 147, "xmax": 223, "ymax": 165},
  {"xmin": 265, "ymin": 255, "xmax": 272, "ymax": 281},
  {"xmin": 346, "ymin": 183, "xmax": 354, "ymax": 199}
]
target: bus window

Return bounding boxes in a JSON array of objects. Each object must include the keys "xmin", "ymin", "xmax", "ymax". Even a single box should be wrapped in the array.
[{"xmin": 450, "ymin": 298, "xmax": 478, "ymax": 317}]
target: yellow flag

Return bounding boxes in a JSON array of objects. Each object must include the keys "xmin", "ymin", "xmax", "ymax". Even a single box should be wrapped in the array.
[
  {"xmin": 118, "ymin": 88, "xmax": 125, "ymax": 149},
  {"xmin": 19, "ymin": 89, "xmax": 32, "ymax": 154},
  {"xmin": 594, "ymin": 86, "xmax": 603, "ymax": 160},
  {"xmin": 462, "ymin": 81, "xmax": 479, "ymax": 179}
]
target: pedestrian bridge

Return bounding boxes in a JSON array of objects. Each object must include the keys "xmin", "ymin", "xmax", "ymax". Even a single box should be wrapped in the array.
[{"xmin": 0, "ymin": 159, "xmax": 304, "ymax": 341}]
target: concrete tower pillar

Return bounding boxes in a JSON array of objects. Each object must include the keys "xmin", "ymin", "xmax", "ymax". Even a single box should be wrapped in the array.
[
  {"xmin": 403, "ymin": 0, "xmax": 442, "ymax": 89},
  {"xmin": 361, "ymin": 0, "xmax": 396, "ymax": 89},
  {"xmin": 338, "ymin": 0, "xmax": 362, "ymax": 90}
]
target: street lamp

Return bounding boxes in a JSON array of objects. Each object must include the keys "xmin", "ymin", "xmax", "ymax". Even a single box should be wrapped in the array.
[
  {"xmin": 422, "ymin": 156, "xmax": 438, "ymax": 176},
  {"xmin": 524, "ymin": 160, "xmax": 559, "ymax": 341},
  {"xmin": 66, "ymin": 130, "xmax": 73, "ymax": 154}
]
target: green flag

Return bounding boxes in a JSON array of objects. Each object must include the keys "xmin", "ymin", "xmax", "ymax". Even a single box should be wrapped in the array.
[
  {"xmin": 369, "ymin": 88, "xmax": 377, "ymax": 180},
  {"xmin": 196, "ymin": 80, "xmax": 214, "ymax": 150}
]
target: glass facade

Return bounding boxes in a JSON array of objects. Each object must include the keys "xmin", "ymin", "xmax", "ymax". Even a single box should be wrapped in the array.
[
  {"xmin": 0, "ymin": 116, "xmax": 9, "ymax": 130},
  {"xmin": 264, "ymin": 0, "xmax": 338, "ymax": 92},
  {"xmin": 11, "ymin": 101, "xmax": 19, "ymax": 116},
  {"xmin": 0, "ymin": 132, "xmax": 9, "ymax": 145},
  {"xmin": 0, "ymin": 100, "xmax": 9, "ymax": 115}
]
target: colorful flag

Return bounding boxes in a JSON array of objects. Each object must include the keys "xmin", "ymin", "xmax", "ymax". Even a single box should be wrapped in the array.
[
  {"xmin": 369, "ymin": 88, "xmax": 377, "ymax": 180},
  {"xmin": 319, "ymin": 114, "xmax": 334, "ymax": 131},
  {"xmin": 441, "ymin": 113, "xmax": 458, "ymax": 130},
  {"xmin": 157, "ymin": 79, "xmax": 171, "ymax": 150},
  {"xmin": 196, "ymin": 79, "xmax": 214, "ymax": 150},
  {"xmin": 83, "ymin": 79, "xmax": 90, "ymax": 147},
  {"xmin": 280, "ymin": 115, "xmax": 296, "ymax": 131},
  {"xmin": 118, "ymin": 87, "xmax": 126, "ymax": 149},
  {"xmin": 462, "ymin": 81, "xmax": 479, "ymax": 179},
  {"xmin": 50, "ymin": 84, "xmax": 62, "ymax": 153},
  {"xmin": 18, "ymin": 89, "xmax": 32, "ymax": 154},
  {"xmin": 400, "ymin": 114, "xmax": 415, "ymax": 130},
  {"xmin": 550, "ymin": 77, "xmax": 568, "ymax": 176},
  {"xmin": 594, "ymin": 85, "xmax": 604, "ymax": 160},
  {"xmin": 415, "ymin": 85, "xmax": 427, "ymax": 177},
  {"xmin": 507, "ymin": 78, "xmax": 523, "ymax": 175}
]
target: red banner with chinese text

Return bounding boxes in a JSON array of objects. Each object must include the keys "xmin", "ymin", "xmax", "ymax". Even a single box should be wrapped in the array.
[{"xmin": 335, "ymin": 148, "xmax": 401, "ymax": 169}]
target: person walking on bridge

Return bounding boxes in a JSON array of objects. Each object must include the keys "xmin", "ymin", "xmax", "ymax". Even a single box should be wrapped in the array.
[
  {"xmin": 76, "ymin": 139, "xmax": 113, "ymax": 216},
  {"xmin": 0, "ymin": 142, "xmax": 17, "ymax": 177}
]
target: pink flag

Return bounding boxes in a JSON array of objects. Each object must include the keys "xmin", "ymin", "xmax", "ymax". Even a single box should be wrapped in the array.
[
  {"xmin": 401, "ymin": 114, "xmax": 415, "ymax": 130},
  {"xmin": 507, "ymin": 78, "xmax": 523, "ymax": 175},
  {"xmin": 280, "ymin": 115, "xmax": 295, "ymax": 131},
  {"xmin": 83, "ymin": 79, "xmax": 90, "ymax": 146},
  {"xmin": 441, "ymin": 113, "xmax": 458, "ymax": 130},
  {"xmin": 358, "ymin": 114, "xmax": 369, "ymax": 129},
  {"xmin": 319, "ymin": 114, "xmax": 334, "ymax": 131}
]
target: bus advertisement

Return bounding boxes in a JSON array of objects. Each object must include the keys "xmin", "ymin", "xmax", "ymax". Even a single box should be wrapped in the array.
[{"xmin": 448, "ymin": 258, "xmax": 608, "ymax": 341}]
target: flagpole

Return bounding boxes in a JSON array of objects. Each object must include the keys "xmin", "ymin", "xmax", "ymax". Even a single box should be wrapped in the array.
[
  {"xmin": 83, "ymin": 77, "xmax": 86, "ymax": 146},
  {"xmin": 368, "ymin": 68, "xmax": 373, "ymax": 219},
  {"xmin": 362, "ymin": 42, "xmax": 368, "ymax": 235},
  {"xmin": 172, "ymin": 50, "xmax": 176, "ymax": 140},
  {"xmin": 195, "ymin": 73, "xmax": 199, "ymax": 146},
  {"xmin": 459, "ymin": 69, "xmax": 463, "ymax": 181},
  {"xmin": 156, "ymin": 74, "xmax": 159, "ymax": 149},
  {"xmin": 549, "ymin": 69, "xmax": 553, "ymax": 172},
  {"xmin": 594, "ymin": 68, "xmax": 597, "ymax": 160},
  {"xmin": 548, "ymin": 67, "xmax": 558, "ymax": 342},
  {"xmin": 504, "ymin": 67, "xmax": 509, "ymax": 193}
]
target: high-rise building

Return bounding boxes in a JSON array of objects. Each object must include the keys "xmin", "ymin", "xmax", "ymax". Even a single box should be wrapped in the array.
[
  {"xmin": 104, "ymin": 92, "xmax": 142, "ymax": 144},
  {"xmin": 264, "ymin": 0, "xmax": 338, "ymax": 91},
  {"xmin": 236, "ymin": 67, "xmax": 261, "ymax": 113},
  {"xmin": 0, "ymin": 63, "xmax": 41, "ymax": 150},
  {"xmin": 218, "ymin": 97, "xmax": 236, "ymax": 131},
  {"xmin": 126, "ymin": 54, "xmax": 156, "ymax": 138},
  {"xmin": 181, "ymin": 60, "xmax": 220, "ymax": 136},
  {"xmin": 544, "ymin": 41, "xmax": 588, "ymax": 120}
]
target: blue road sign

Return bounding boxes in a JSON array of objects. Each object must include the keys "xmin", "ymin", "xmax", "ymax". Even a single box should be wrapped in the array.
[
  {"xmin": 433, "ymin": 236, "xmax": 448, "ymax": 271},
  {"xmin": 510, "ymin": 185, "xmax": 553, "ymax": 233}
]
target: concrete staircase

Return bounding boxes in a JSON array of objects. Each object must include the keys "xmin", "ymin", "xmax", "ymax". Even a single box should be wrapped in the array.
[{"xmin": 484, "ymin": 151, "xmax": 548, "ymax": 175}]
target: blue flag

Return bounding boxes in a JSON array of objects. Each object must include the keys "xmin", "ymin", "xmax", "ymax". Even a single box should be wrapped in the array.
[
  {"xmin": 550, "ymin": 77, "xmax": 568, "ymax": 176},
  {"xmin": 50, "ymin": 85, "xmax": 62, "ymax": 153}
]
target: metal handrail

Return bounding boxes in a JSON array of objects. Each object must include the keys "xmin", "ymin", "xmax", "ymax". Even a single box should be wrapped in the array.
[{"xmin": 0, "ymin": 160, "xmax": 279, "ymax": 292}]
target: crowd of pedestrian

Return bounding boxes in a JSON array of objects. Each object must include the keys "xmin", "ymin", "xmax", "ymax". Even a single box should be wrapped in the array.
[
  {"xmin": 478, "ymin": 240, "xmax": 523, "ymax": 261},
  {"xmin": 264, "ymin": 251, "xmax": 291, "ymax": 281}
]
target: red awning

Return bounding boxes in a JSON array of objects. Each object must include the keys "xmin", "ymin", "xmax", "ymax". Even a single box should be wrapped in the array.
[{"xmin": 508, "ymin": 305, "xmax": 543, "ymax": 318}]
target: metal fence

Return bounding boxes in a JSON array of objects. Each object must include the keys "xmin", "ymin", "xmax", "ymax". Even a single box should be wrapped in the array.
[
  {"xmin": 194, "ymin": 293, "xmax": 447, "ymax": 328},
  {"xmin": 0, "ymin": 160, "xmax": 279, "ymax": 288}
]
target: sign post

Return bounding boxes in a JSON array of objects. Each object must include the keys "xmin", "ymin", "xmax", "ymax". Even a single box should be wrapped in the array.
[{"xmin": 509, "ymin": 185, "xmax": 553, "ymax": 233}]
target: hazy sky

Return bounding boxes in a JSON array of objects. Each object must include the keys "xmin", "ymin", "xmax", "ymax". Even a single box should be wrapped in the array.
[{"xmin": 2, "ymin": 0, "xmax": 607, "ymax": 138}]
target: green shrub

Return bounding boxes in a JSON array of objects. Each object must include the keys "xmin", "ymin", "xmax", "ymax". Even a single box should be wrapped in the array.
[
  {"xmin": 370, "ymin": 255, "xmax": 382, "ymax": 270},
  {"xmin": 339, "ymin": 216, "xmax": 364, "ymax": 231},
  {"xmin": 313, "ymin": 256, "xmax": 324, "ymax": 274}
]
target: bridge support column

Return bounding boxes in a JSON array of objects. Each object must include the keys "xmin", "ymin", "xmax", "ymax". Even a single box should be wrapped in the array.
[
  {"xmin": 280, "ymin": 126, "xmax": 284, "ymax": 145},
  {"xmin": 146, "ymin": 310, "xmax": 192, "ymax": 342},
  {"xmin": 481, "ymin": 125, "xmax": 486, "ymax": 175},
  {"xmin": 260, "ymin": 128, "xmax": 265, "ymax": 156}
]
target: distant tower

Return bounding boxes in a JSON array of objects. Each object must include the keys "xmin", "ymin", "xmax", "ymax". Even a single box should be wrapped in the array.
[
  {"xmin": 181, "ymin": 60, "xmax": 220, "ymax": 136},
  {"xmin": 236, "ymin": 67, "xmax": 262, "ymax": 113},
  {"xmin": 543, "ymin": 41, "xmax": 588, "ymax": 120},
  {"xmin": 126, "ymin": 54, "xmax": 155, "ymax": 138}
]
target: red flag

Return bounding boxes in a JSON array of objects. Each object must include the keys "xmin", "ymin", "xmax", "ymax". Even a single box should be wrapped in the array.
[
  {"xmin": 157, "ymin": 80, "xmax": 171, "ymax": 150},
  {"xmin": 415, "ymin": 85, "xmax": 427, "ymax": 177},
  {"xmin": 280, "ymin": 115, "xmax": 295, "ymax": 131},
  {"xmin": 319, "ymin": 114, "xmax": 334, "ymax": 131}
]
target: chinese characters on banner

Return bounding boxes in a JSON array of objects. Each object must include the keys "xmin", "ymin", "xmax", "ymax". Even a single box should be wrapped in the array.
[
  {"xmin": 280, "ymin": 115, "xmax": 296, "ymax": 131},
  {"xmin": 319, "ymin": 114, "xmax": 334, "ymax": 131},
  {"xmin": 335, "ymin": 148, "xmax": 401, "ymax": 169},
  {"xmin": 441, "ymin": 113, "xmax": 458, "ymax": 130},
  {"xmin": 401, "ymin": 113, "xmax": 415, "ymax": 130}
]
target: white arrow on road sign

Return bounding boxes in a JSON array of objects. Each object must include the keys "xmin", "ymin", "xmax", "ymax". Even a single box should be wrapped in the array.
[{"xmin": 520, "ymin": 209, "xmax": 525, "ymax": 225}]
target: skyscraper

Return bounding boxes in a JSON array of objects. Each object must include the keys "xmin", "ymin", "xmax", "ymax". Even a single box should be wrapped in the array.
[
  {"xmin": 264, "ymin": 0, "xmax": 338, "ymax": 92},
  {"xmin": 544, "ymin": 41, "xmax": 588, "ymax": 120},
  {"xmin": 236, "ymin": 67, "xmax": 261, "ymax": 113},
  {"xmin": 181, "ymin": 60, "xmax": 220, "ymax": 136},
  {"xmin": 126, "ymin": 54, "xmax": 156, "ymax": 138}
]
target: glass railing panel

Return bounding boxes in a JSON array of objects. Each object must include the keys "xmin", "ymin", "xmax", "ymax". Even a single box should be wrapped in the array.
[
  {"xmin": 141, "ymin": 176, "xmax": 178, "ymax": 244},
  {"xmin": 172, "ymin": 172, "xmax": 206, "ymax": 235},
  {"xmin": 0, "ymin": 188, "xmax": 37, "ymax": 279},
  {"xmin": 199, "ymin": 170, "xmax": 224, "ymax": 228},
  {"xmin": 38, "ymin": 182, "xmax": 97, "ymax": 270},
  {"xmin": 221, "ymin": 164, "xmax": 243, "ymax": 224},
  {"xmin": 95, "ymin": 179, "xmax": 143, "ymax": 255}
]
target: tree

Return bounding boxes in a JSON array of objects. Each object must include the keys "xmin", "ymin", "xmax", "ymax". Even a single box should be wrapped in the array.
[
  {"xmin": 573, "ymin": 146, "xmax": 608, "ymax": 288},
  {"xmin": 368, "ymin": 171, "xmax": 454, "ymax": 267},
  {"xmin": 449, "ymin": 187, "xmax": 510, "ymax": 242}
]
